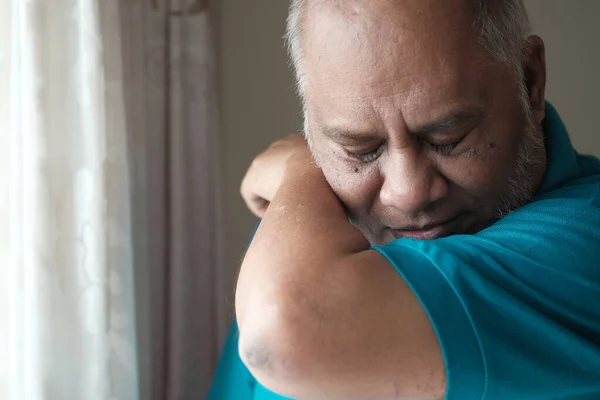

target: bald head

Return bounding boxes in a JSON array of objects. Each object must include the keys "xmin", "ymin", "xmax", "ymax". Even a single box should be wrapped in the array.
[
  {"xmin": 306, "ymin": 0, "xmax": 484, "ymax": 94},
  {"xmin": 286, "ymin": 0, "xmax": 531, "ymax": 97}
]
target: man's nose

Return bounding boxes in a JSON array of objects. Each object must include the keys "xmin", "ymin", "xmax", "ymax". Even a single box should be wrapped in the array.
[{"xmin": 379, "ymin": 149, "xmax": 448, "ymax": 214}]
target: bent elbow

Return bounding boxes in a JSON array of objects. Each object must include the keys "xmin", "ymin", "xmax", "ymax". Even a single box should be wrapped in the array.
[
  {"xmin": 237, "ymin": 289, "xmax": 311, "ymax": 398},
  {"xmin": 238, "ymin": 317, "xmax": 306, "ymax": 397}
]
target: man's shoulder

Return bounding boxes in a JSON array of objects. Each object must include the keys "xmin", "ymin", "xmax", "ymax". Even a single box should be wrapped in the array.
[
  {"xmin": 577, "ymin": 151, "xmax": 600, "ymax": 176},
  {"xmin": 534, "ymin": 165, "xmax": 600, "ymax": 210},
  {"xmin": 461, "ymin": 178, "xmax": 600, "ymax": 279}
]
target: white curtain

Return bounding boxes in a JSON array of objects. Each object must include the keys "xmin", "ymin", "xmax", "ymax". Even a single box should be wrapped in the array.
[
  {"xmin": 0, "ymin": 0, "xmax": 138, "ymax": 399},
  {"xmin": 0, "ymin": 0, "xmax": 225, "ymax": 399}
]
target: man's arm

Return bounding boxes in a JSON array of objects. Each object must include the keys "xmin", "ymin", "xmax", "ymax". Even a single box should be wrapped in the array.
[{"xmin": 235, "ymin": 151, "xmax": 446, "ymax": 400}]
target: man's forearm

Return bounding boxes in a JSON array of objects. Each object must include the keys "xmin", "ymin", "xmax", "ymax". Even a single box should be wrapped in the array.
[
  {"xmin": 234, "ymin": 155, "xmax": 370, "ymax": 387},
  {"xmin": 251, "ymin": 156, "xmax": 370, "ymax": 264}
]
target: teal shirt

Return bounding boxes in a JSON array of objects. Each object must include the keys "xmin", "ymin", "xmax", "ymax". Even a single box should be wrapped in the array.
[{"xmin": 210, "ymin": 103, "xmax": 600, "ymax": 400}]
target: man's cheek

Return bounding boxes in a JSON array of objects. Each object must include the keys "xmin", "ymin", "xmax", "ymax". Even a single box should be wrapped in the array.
[{"xmin": 442, "ymin": 157, "xmax": 497, "ymax": 191}]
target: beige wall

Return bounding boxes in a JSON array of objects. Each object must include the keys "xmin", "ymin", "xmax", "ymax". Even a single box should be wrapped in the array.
[
  {"xmin": 218, "ymin": 0, "xmax": 600, "ymax": 287},
  {"xmin": 526, "ymin": 0, "xmax": 600, "ymax": 152},
  {"xmin": 218, "ymin": 0, "xmax": 301, "ymax": 299}
]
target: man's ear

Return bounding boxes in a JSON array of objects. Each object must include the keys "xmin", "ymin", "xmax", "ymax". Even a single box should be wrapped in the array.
[{"xmin": 524, "ymin": 35, "xmax": 547, "ymax": 124}]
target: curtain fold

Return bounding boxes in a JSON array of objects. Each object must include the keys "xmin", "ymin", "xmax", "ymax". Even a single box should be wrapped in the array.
[{"xmin": 120, "ymin": 1, "xmax": 224, "ymax": 398}]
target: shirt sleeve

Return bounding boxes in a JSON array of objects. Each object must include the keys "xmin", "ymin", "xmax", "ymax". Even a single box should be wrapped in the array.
[{"xmin": 373, "ymin": 195, "xmax": 600, "ymax": 400}]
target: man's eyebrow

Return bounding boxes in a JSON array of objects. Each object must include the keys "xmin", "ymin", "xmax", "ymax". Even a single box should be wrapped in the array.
[
  {"xmin": 319, "ymin": 126, "xmax": 382, "ymax": 143},
  {"xmin": 410, "ymin": 109, "xmax": 483, "ymax": 136},
  {"xmin": 318, "ymin": 108, "xmax": 484, "ymax": 142}
]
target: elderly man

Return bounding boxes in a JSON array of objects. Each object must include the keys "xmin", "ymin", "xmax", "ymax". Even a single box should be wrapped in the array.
[{"xmin": 210, "ymin": 0, "xmax": 600, "ymax": 399}]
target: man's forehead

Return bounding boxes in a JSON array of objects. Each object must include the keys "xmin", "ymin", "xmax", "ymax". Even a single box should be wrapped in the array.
[
  {"xmin": 302, "ymin": 0, "xmax": 484, "ymax": 93},
  {"xmin": 303, "ymin": 59, "xmax": 493, "ymax": 124}
]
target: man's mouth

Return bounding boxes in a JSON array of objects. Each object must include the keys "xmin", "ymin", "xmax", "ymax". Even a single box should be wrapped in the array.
[{"xmin": 390, "ymin": 214, "xmax": 464, "ymax": 240}]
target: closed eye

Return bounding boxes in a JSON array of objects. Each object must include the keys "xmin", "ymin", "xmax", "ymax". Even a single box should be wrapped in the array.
[
  {"xmin": 427, "ymin": 142, "xmax": 459, "ymax": 155},
  {"xmin": 423, "ymin": 128, "xmax": 472, "ymax": 156},
  {"xmin": 348, "ymin": 145, "xmax": 384, "ymax": 163},
  {"xmin": 350, "ymin": 137, "xmax": 461, "ymax": 161}
]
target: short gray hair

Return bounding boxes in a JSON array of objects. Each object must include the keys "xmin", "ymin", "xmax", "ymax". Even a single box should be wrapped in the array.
[{"xmin": 285, "ymin": 0, "xmax": 532, "ymax": 98}]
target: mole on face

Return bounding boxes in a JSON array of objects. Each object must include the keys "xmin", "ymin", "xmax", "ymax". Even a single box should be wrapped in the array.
[
  {"xmin": 354, "ymin": 167, "xmax": 359, "ymax": 173},
  {"xmin": 487, "ymin": 142, "xmax": 497, "ymax": 149}
]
